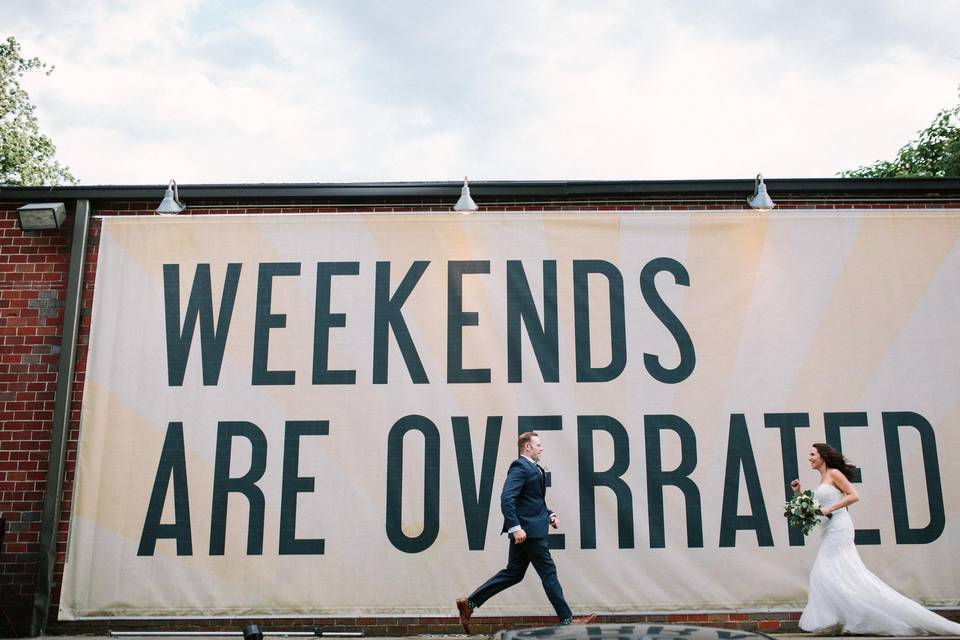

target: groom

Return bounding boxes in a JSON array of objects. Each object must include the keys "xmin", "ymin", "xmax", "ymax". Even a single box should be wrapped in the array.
[{"xmin": 456, "ymin": 432, "xmax": 596, "ymax": 632}]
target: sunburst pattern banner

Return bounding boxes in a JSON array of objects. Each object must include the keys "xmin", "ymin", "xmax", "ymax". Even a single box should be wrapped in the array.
[{"xmin": 60, "ymin": 211, "xmax": 960, "ymax": 619}]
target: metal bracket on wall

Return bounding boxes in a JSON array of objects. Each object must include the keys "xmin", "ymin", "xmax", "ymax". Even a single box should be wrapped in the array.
[{"xmin": 30, "ymin": 199, "xmax": 90, "ymax": 637}]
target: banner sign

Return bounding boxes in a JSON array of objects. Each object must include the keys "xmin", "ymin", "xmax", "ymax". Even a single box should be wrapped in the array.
[{"xmin": 61, "ymin": 211, "xmax": 960, "ymax": 618}]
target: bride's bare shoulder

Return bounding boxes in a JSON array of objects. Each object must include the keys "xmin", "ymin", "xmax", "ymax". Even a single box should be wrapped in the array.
[{"xmin": 825, "ymin": 468, "xmax": 846, "ymax": 486}]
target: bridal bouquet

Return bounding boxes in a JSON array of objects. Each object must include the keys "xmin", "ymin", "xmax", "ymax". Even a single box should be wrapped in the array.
[{"xmin": 784, "ymin": 490, "xmax": 824, "ymax": 535}]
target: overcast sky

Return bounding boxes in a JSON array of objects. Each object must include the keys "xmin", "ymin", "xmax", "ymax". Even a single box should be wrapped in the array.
[{"xmin": 6, "ymin": 0, "xmax": 960, "ymax": 185}]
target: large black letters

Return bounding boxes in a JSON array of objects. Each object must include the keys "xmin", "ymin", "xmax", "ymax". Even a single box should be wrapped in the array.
[
  {"xmin": 163, "ymin": 263, "xmax": 241, "ymax": 386},
  {"xmin": 452, "ymin": 416, "xmax": 502, "ymax": 550},
  {"xmin": 520, "ymin": 415, "xmax": 566, "ymax": 550},
  {"xmin": 882, "ymin": 411, "xmax": 945, "ymax": 544},
  {"xmin": 373, "ymin": 261, "xmax": 430, "ymax": 384},
  {"xmin": 448, "ymin": 261, "xmax": 492, "ymax": 383},
  {"xmin": 252, "ymin": 263, "xmax": 300, "ymax": 385},
  {"xmin": 313, "ymin": 263, "xmax": 359, "ymax": 385},
  {"xmin": 719, "ymin": 415, "xmax": 772, "ymax": 547},
  {"xmin": 138, "ymin": 422, "xmax": 193, "ymax": 556},
  {"xmin": 639, "ymin": 257, "xmax": 695, "ymax": 384},
  {"xmin": 210, "ymin": 421, "xmax": 267, "ymax": 555},
  {"xmin": 764, "ymin": 413, "xmax": 809, "ymax": 547},
  {"xmin": 824, "ymin": 412, "xmax": 880, "ymax": 545},
  {"xmin": 506, "ymin": 261, "xmax": 559, "ymax": 383},
  {"xmin": 573, "ymin": 260, "xmax": 626, "ymax": 383},
  {"xmin": 645, "ymin": 414, "xmax": 702, "ymax": 548},
  {"xmin": 386, "ymin": 415, "xmax": 441, "ymax": 552},
  {"xmin": 578, "ymin": 415, "xmax": 634, "ymax": 549},
  {"xmin": 279, "ymin": 421, "xmax": 328, "ymax": 554}
]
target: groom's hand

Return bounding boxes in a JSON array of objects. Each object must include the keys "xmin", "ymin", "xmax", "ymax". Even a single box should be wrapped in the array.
[
  {"xmin": 512, "ymin": 529, "xmax": 527, "ymax": 544},
  {"xmin": 549, "ymin": 513, "xmax": 559, "ymax": 529}
]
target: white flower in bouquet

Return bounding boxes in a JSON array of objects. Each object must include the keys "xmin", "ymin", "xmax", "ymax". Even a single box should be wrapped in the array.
[{"xmin": 784, "ymin": 489, "xmax": 827, "ymax": 535}]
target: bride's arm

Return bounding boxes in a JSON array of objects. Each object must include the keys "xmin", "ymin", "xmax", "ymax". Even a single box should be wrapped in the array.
[{"xmin": 822, "ymin": 469, "xmax": 860, "ymax": 516}]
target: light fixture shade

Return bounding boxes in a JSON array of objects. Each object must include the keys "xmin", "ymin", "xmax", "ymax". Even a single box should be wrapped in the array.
[
  {"xmin": 747, "ymin": 173, "xmax": 775, "ymax": 211},
  {"xmin": 453, "ymin": 176, "xmax": 478, "ymax": 213},
  {"xmin": 17, "ymin": 202, "xmax": 66, "ymax": 231},
  {"xmin": 156, "ymin": 179, "xmax": 185, "ymax": 215}
]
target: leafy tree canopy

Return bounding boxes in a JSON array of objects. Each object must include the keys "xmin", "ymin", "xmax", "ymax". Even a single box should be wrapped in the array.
[
  {"xmin": 1, "ymin": 35, "xmax": 76, "ymax": 185},
  {"xmin": 842, "ymin": 89, "xmax": 960, "ymax": 178}
]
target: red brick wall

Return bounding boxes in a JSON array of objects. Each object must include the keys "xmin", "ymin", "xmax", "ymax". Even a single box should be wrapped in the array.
[
  {"xmin": 2, "ymin": 196, "xmax": 959, "ymax": 637},
  {"xmin": 0, "ymin": 202, "xmax": 72, "ymax": 636}
]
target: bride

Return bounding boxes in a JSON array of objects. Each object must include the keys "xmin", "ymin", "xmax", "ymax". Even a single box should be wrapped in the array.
[{"xmin": 792, "ymin": 443, "xmax": 960, "ymax": 635}]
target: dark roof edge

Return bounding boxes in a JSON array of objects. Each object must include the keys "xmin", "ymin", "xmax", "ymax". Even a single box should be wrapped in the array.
[{"xmin": 2, "ymin": 178, "xmax": 960, "ymax": 201}]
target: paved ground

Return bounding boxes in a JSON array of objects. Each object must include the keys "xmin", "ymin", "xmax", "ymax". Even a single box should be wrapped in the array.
[{"xmin": 37, "ymin": 633, "xmax": 956, "ymax": 640}]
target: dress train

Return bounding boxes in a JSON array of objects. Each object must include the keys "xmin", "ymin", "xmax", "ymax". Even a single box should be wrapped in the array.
[{"xmin": 800, "ymin": 484, "xmax": 960, "ymax": 636}]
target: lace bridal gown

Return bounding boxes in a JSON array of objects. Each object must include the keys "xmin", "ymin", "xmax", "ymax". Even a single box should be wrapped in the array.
[{"xmin": 800, "ymin": 483, "xmax": 960, "ymax": 635}]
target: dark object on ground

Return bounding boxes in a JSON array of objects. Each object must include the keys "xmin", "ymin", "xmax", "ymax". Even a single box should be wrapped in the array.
[
  {"xmin": 496, "ymin": 622, "xmax": 776, "ymax": 640},
  {"xmin": 1, "ymin": 517, "xmax": 17, "ymax": 636}
]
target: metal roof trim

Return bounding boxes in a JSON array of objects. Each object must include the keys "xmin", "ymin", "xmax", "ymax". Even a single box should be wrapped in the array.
[{"xmin": 2, "ymin": 178, "xmax": 960, "ymax": 201}]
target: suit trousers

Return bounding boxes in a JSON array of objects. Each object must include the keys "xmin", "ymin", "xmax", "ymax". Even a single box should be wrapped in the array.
[{"xmin": 468, "ymin": 536, "xmax": 572, "ymax": 622}]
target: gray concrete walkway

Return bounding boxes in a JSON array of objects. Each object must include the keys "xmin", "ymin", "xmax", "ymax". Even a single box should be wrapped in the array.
[{"xmin": 37, "ymin": 635, "xmax": 960, "ymax": 640}]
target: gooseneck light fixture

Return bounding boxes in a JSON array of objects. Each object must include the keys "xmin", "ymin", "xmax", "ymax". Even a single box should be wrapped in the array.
[
  {"xmin": 156, "ymin": 179, "xmax": 185, "ymax": 215},
  {"xmin": 747, "ymin": 173, "xmax": 775, "ymax": 211},
  {"xmin": 453, "ymin": 176, "xmax": 478, "ymax": 213}
]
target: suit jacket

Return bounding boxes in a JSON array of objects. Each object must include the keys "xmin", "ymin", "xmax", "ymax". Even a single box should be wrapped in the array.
[{"xmin": 500, "ymin": 457, "xmax": 553, "ymax": 539}]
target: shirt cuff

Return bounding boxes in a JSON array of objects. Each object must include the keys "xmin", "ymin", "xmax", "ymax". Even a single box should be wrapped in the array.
[{"xmin": 507, "ymin": 525, "xmax": 521, "ymax": 533}]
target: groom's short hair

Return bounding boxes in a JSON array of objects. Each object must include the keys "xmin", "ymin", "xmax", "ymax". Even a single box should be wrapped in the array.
[{"xmin": 518, "ymin": 431, "xmax": 539, "ymax": 454}]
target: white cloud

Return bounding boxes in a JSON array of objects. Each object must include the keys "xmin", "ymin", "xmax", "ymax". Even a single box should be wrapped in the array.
[{"xmin": 6, "ymin": 0, "xmax": 960, "ymax": 184}]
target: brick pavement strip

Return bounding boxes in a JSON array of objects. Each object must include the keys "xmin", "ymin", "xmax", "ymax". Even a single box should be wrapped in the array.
[{"xmin": 37, "ymin": 635, "xmax": 960, "ymax": 640}]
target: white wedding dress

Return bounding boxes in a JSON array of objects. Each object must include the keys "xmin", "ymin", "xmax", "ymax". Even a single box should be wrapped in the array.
[{"xmin": 800, "ymin": 483, "xmax": 960, "ymax": 635}]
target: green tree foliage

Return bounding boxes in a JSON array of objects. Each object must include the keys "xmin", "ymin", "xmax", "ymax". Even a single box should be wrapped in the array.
[
  {"xmin": 1, "ymin": 35, "xmax": 76, "ymax": 185},
  {"xmin": 842, "ymin": 90, "xmax": 960, "ymax": 178}
]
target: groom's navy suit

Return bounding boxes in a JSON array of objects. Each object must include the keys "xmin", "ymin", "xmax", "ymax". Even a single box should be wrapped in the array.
[{"xmin": 466, "ymin": 456, "xmax": 573, "ymax": 622}]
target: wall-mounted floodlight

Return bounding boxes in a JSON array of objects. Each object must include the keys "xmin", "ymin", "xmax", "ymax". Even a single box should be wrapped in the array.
[
  {"xmin": 747, "ymin": 174, "xmax": 775, "ymax": 211},
  {"xmin": 453, "ymin": 176, "xmax": 478, "ymax": 213},
  {"xmin": 156, "ymin": 179, "xmax": 185, "ymax": 215},
  {"xmin": 17, "ymin": 203, "xmax": 66, "ymax": 231}
]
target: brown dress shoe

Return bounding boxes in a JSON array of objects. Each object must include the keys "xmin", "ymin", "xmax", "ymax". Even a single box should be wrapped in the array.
[
  {"xmin": 571, "ymin": 613, "xmax": 598, "ymax": 625},
  {"xmin": 456, "ymin": 597, "xmax": 473, "ymax": 633}
]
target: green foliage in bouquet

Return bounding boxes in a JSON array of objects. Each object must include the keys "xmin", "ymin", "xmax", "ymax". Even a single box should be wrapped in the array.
[{"xmin": 784, "ymin": 490, "xmax": 823, "ymax": 536}]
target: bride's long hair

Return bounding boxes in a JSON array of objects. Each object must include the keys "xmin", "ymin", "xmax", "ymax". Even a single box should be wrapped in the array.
[{"xmin": 813, "ymin": 443, "xmax": 857, "ymax": 480}]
